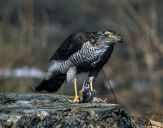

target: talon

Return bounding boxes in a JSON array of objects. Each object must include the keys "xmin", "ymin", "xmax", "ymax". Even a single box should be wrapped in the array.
[
  {"xmin": 91, "ymin": 90, "xmax": 96, "ymax": 97},
  {"xmin": 68, "ymin": 96, "xmax": 80, "ymax": 103}
]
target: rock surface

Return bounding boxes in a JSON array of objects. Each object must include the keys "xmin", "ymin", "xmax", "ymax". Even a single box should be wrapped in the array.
[{"xmin": 0, "ymin": 93, "xmax": 134, "ymax": 128}]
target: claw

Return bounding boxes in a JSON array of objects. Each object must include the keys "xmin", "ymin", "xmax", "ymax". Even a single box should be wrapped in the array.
[
  {"xmin": 68, "ymin": 96, "xmax": 80, "ymax": 103},
  {"xmin": 91, "ymin": 90, "xmax": 96, "ymax": 97}
]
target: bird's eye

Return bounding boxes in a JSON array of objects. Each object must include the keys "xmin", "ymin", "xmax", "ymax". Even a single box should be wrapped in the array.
[{"xmin": 108, "ymin": 33, "xmax": 115, "ymax": 39}]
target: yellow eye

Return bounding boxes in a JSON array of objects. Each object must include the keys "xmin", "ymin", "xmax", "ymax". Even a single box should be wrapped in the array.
[{"xmin": 108, "ymin": 33, "xmax": 115, "ymax": 39}]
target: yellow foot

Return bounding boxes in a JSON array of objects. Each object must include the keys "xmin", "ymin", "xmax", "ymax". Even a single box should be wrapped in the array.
[{"xmin": 68, "ymin": 96, "xmax": 80, "ymax": 103}]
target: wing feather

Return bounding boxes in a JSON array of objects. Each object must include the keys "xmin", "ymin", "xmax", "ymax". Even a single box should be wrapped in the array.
[{"xmin": 49, "ymin": 32, "xmax": 97, "ymax": 61}]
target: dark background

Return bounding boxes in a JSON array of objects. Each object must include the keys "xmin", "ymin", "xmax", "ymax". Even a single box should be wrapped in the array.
[{"xmin": 0, "ymin": 0, "xmax": 162, "ymax": 121}]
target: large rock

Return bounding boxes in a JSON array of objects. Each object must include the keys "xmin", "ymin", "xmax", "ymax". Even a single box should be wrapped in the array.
[{"xmin": 0, "ymin": 93, "xmax": 133, "ymax": 128}]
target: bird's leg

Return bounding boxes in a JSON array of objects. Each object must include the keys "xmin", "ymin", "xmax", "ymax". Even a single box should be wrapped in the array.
[
  {"xmin": 73, "ymin": 78, "xmax": 79, "ymax": 101},
  {"xmin": 89, "ymin": 76, "xmax": 107, "ymax": 103},
  {"xmin": 68, "ymin": 78, "xmax": 80, "ymax": 103},
  {"xmin": 89, "ymin": 76, "xmax": 94, "ymax": 92},
  {"xmin": 89, "ymin": 76, "xmax": 98, "ymax": 98}
]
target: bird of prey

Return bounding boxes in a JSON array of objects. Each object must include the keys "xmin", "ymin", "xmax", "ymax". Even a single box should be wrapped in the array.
[{"xmin": 35, "ymin": 30, "xmax": 122, "ymax": 103}]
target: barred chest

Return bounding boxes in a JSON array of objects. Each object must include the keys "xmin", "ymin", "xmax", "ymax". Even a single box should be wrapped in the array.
[
  {"xmin": 60, "ymin": 41, "xmax": 111, "ymax": 73},
  {"xmin": 69, "ymin": 41, "xmax": 108, "ymax": 64}
]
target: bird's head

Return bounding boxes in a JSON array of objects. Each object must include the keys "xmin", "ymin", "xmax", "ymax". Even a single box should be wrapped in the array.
[{"xmin": 95, "ymin": 30, "xmax": 123, "ymax": 46}]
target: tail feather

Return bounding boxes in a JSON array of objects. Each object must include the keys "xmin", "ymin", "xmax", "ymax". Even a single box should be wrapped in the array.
[{"xmin": 35, "ymin": 73, "xmax": 66, "ymax": 92}]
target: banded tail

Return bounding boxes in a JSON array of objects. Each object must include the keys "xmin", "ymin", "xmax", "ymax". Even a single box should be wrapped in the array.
[
  {"xmin": 35, "ymin": 60, "xmax": 66, "ymax": 92},
  {"xmin": 35, "ymin": 73, "xmax": 66, "ymax": 92}
]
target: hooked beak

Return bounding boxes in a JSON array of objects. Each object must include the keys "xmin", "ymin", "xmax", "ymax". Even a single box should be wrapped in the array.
[
  {"xmin": 118, "ymin": 39, "xmax": 123, "ymax": 43},
  {"xmin": 116, "ymin": 35, "xmax": 123, "ymax": 44}
]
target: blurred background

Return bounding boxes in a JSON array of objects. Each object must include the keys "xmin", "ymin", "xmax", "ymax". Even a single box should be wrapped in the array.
[{"xmin": 0, "ymin": 0, "xmax": 162, "ymax": 121}]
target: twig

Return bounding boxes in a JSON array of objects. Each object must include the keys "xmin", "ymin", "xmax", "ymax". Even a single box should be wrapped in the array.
[{"xmin": 102, "ymin": 69, "xmax": 118, "ymax": 104}]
